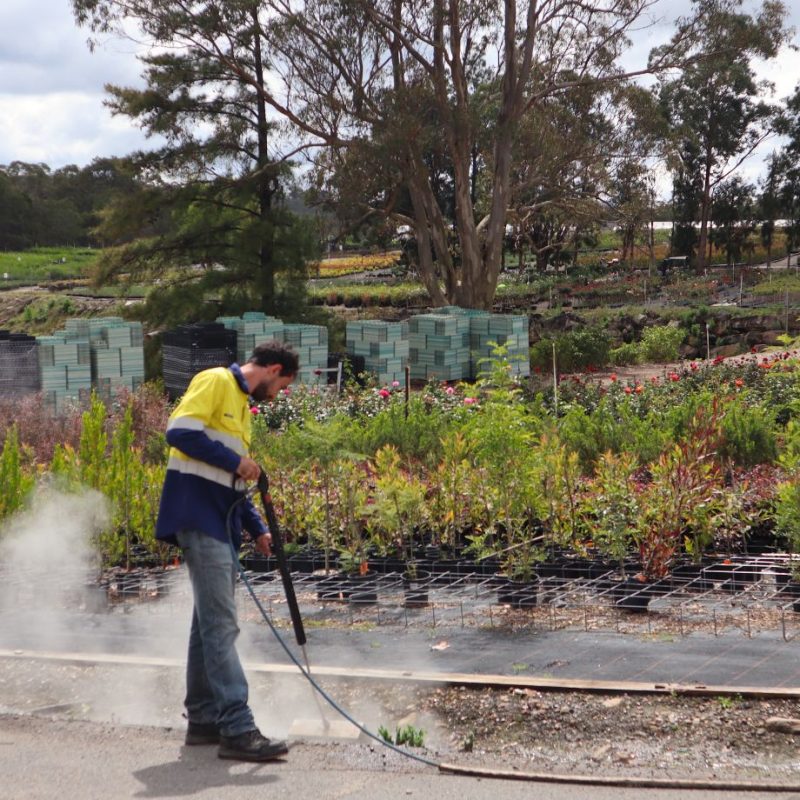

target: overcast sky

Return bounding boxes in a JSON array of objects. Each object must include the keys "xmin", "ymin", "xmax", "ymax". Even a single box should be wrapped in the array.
[{"xmin": 0, "ymin": 0, "xmax": 797, "ymax": 188}]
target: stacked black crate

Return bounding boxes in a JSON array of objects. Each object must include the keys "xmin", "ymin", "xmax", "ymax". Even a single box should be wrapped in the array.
[
  {"xmin": 0, "ymin": 331, "xmax": 40, "ymax": 397},
  {"xmin": 161, "ymin": 323, "xmax": 237, "ymax": 400}
]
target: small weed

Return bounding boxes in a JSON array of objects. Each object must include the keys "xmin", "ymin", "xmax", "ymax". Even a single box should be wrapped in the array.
[
  {"xmin": 462, "ymin": 730, "xmax": 475, "ymax": 752},
  {"xmin": 716, "ymin": 694, "xmax": 742, "ymax": 710},
  {"xmin": 511, "ymin": 662, "xmax": 529, "ymax": 674},
  {"xmin": 377, "ymin": 725, "xmax": 392, "ymax": 744},
  {"xmin": 378, "ymin": 723, "xmax": 426, "ymax": 748}
]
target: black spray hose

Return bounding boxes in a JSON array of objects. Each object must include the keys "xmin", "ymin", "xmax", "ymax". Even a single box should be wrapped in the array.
[
  {"xmin": 255, "ymin": 472, "xmax": 306, "ymax": 647},
  {"xmin": 225, "ymin": 485, "xmax": 439, "ymax": 768}
]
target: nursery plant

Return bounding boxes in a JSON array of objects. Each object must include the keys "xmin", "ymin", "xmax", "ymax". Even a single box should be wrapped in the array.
[
  {"xmin": 579, "ymin": 450, "xmax": 640, "ymax": 575},
  {"xmin": 0, "ymin": 425, "xmax": 35, "ymax": 522},
  {"xmin": 774, "ymin": 420, "xmax": 800, "ymax": 578},
  {"xmin": 427, "ymin": 431, "xmax": 480, "ymax": 552},
  {"xmin": 635, "ymin": 406, "xmax": 723, "ymax": 580},
  {"xmin": 330, "ymin": 458, "xmax": 370, "ymax": 575},
  {"xmin": 367, "ymin": 445, "xmax": 428, "ymax": 571}
]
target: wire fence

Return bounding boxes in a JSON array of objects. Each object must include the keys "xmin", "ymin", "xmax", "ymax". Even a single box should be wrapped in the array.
[{"xmin": 4, "ymin": 554, "xmax": 798, "ymax": 643}]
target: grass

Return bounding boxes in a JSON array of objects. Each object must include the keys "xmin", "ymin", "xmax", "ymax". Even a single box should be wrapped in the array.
[
  {"xmin": 752, "ymin": 272, "xmax": 800, "ymax": 295},
  {"xmin": 67, "ymin": 285, "xmax": 149, "ymax": 298},
  {"xmin": 0, "ymin": 247, "xmax": 99, "ymax": 281}
]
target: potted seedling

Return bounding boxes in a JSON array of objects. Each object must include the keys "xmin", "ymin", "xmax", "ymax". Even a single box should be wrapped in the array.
[
  {"xmin": 368, "ymin": 446, "xmax": 430, "ymax": 606},
  {"xmin": 774, "ymin": 424, "xmax": 800, "ymax": 609},
  {"xmin": 630, "ymin": 432, "xmax": 721, "ymax": 612}
]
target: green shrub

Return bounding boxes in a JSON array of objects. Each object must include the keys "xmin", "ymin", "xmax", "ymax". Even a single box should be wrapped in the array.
[
  {"xmin": 720, "ymin": 399, "xmax": 777, "ymax": 468},
  {"xmin": 0, "ymin": 426, "xmax": 35, "ymax": 522},
  {"xmin": 639, "ymin": 325, "xmax": 685, "ymax": 363},
  {"xmin": 610, "ymin": 342, "xmax": 641, "ymax": 366},
  {"xmin": 531, "ymin": 327, "xmax": 611, "ymax": 372}
]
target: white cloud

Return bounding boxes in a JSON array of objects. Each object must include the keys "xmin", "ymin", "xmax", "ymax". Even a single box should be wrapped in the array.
[
  {"xmin": 0, "ymin": 0, "xmax": 147, "ymax": 167},
  {"xmin": 0, "ymin": 92, "xmax": 150, "ymax": 167}
]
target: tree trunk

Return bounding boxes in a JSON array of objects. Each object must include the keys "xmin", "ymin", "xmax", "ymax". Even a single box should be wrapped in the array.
[
  {"xmin": 253, "ymin": 21, "xmax": 275, "ymax": 313},
  {"xmin": 697, "ymin": 146, "xmax": 713, "ymax": 271}
]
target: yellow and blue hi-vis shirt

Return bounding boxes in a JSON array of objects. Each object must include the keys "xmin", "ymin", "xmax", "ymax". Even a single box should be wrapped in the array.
[{"xmin": 155, "ymin": 364, "xmax": 267, "ymax": 549}]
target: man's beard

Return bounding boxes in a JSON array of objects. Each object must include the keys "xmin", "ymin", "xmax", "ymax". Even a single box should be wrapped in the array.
[{"xmin": 250, "ymin": 380, "xmax": 273, "ymax": 402}]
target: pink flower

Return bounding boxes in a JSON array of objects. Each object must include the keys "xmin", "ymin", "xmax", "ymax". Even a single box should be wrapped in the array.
[
  {"xmin": 392, "ymin": 380, "xmax": 400, "ymax": 387},
  {"xmin": 445, "ymin": 386, "xmax": 455, "ymax": 395},
  {"xmin": 690, "ymin": 362, "xmax": 698, "ymax": 371},
  {"xmin": 650, "ymin": 376, "xmax": 659, "ymax": 384},
  {"xmin": 250, "ymin": 406, "xmax": 259, "ymax": 415},
  {"xmin": 282, "ymin": 387, "xmax": 292, "ymax": 396},
  {"xmin": 624, "ymin": 386, "xmax": 632, "ymax": 394},
  {"xmin": 464, "ymin": 397, "xmax": 476, "ymax": 405},
  {"xmin": 379, "ymin": 388, "xmax": 390, "ymax": 398},
  {"xmin": 668, "ymin": 372, "xmax": 679, "ymax": 382}
]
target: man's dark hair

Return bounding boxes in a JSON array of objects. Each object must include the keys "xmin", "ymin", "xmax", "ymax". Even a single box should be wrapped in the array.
[{"xmin": 248, "ymin": 340, "xmax": 300, "ymax": 376}]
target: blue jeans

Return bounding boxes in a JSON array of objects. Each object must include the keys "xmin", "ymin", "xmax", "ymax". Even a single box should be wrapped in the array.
[{"xmin": 176, "ymin": 529, "xmax": 255, "ymax": 737}]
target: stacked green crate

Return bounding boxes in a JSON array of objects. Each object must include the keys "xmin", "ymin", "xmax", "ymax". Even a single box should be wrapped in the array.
[
  {"xmin": 216, "ymin": 311, "xmax": 285, "ymax": 364},
  {"xmin": 407, "ymin": 313, "xmax": 471, "ymax": 381},
  {"xmin": 87, "ymin": 317, "xmax": 146, "ymax": 402},
  {"xmin": 280, "ymin": 324, "xmax": 328, "ymax": 385},
  {"xmin": 345, "ymin": 320, "xmax": 409, "ymax": 384},
  {"xmin": 36, "ymin": 333, "xmax": 92, "ymax": 415},
  {"xmin": 469, "ymin": 314, "xmax": 530, "ymax": 379}
]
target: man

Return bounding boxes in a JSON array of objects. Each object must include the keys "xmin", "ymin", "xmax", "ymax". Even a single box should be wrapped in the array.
[{"xmin": 156, "ymin": 340, "xmax": 299, "ymax": 762}]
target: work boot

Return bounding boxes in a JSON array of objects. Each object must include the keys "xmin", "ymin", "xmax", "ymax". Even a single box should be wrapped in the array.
[
  {"xmin": 218, "ymin": 729, "xmax": 289, "ymax": 762},
  {"xmin": 185, "ymin": 721, "xmax": 220, "ymax": 745}
]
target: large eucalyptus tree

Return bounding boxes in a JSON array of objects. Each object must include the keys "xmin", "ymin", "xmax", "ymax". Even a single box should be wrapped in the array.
[{"xmin": 74, "ymin": 0, "xmax": 696, "ymax": 309}]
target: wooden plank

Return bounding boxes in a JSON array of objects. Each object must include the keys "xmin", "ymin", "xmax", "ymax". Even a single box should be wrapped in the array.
[{"xmin": 0, "ymin": 648, "xmax": 798, "ymax": 698}]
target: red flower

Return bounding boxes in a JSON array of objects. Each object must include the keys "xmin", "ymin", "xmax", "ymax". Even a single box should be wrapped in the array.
[
  {"xmin": 624, "ymin": 386, "xmax": 632, "ymax": 394},
  {"xmin": 634, "ymin": 384, "xmax": 643, "ymax": 394},
  {"xmin": 250, "ymin": 406, "xmax": 259, "ymax": 415},
  {"xmin": 734, "ymin": 378, "xmax": 744, "ymax": 388},
  {"xmin": 610, "ymin": 373, "xmax": 617, "ymax": 383},
  {"xmin": 668, "ymin": 372, "xmax": 679, "ymax": 382},
  {"xmin": 379, "ymin": 388, "xmax": 390, "ymax": 398}
]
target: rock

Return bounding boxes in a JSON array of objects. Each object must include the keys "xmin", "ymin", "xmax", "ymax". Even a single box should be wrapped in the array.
[
  {"xmin": 601, "ymin": 697, "xmax": 623, "ymax": 709},
  {"xmin": 765, "ymin": 717, "xmax": 800, "ymax": 734},
  {"xmin": 591, "ymin": 744, "xmax": 611, "ymax": 761}
]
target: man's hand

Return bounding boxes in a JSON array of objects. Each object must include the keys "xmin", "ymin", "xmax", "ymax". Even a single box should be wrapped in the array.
[
  {"xmin": 236, "ymin": 456, "xmax": 261, "ymax": 482},
  {"xmin": 254, "ymin": 532, "xmax": 272, "ymax": 557}
]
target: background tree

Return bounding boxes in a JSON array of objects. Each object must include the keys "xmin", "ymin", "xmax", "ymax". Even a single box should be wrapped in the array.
[
  {"xmin": 775, "ymin": 82, "xmax": 800, "ymax": 267},
  {"xmin": 0, "ymin": 159, "xmax": 134, "ymax": 249},
  {"xmin": 258, "ymin": 0, "xmax": 693, "ymax": 308},
  {"xmin": 709, "ymin": 177, "xmax": 756, "ymax": 266},
  {"xmin": 71, "ymin": 0, "xmax": 319, "ymax": 326},
  {"xmin": 759, "ymin": 153, "xmax": 782, "ymax": 268},
  {"xmin": 0, "ymin": 171, "xmax": 33, "ymax": 250},
  {"xmin": 656, "ymin": 0, "xmax": 788, "ymax": 270}
]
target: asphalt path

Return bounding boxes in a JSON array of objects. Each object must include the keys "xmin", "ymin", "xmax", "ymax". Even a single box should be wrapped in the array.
[{"xmin": 2, "ymin": 714, "xmax": 795, "ymax": 800}]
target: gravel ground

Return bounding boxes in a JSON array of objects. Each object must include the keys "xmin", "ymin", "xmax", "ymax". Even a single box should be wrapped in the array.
[{"xmin": 2, "ymin": 656, "xmax": 800, "ymax": 784}]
